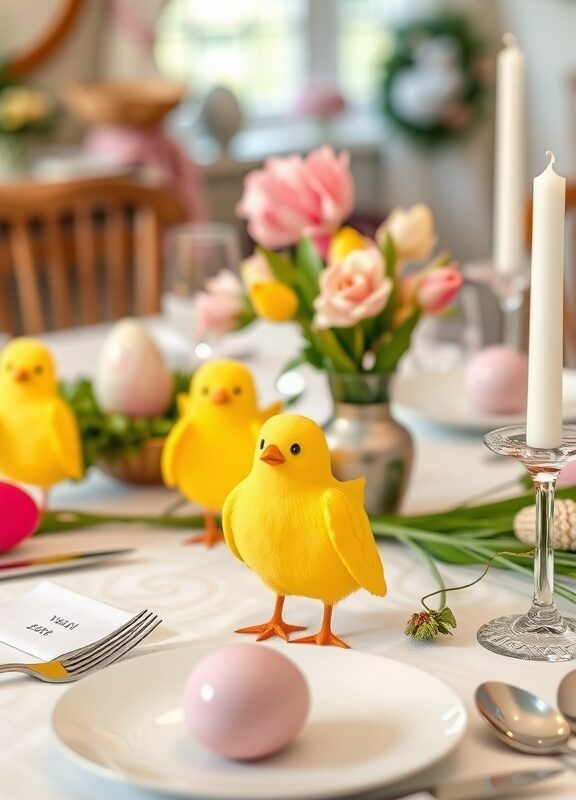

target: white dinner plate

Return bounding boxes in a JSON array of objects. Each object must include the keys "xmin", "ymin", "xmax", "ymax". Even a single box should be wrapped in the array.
[
  {"xmin": 52, "ymin": 642, "xmax": 466, "ymax": 800},
  {"xmin": 394, "ymin": 367, "xmax": 576, "ymax": 432}
]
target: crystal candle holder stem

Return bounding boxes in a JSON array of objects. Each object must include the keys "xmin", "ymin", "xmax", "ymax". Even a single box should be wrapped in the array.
[{"xmin": 477, "ymin": 426, "xmax": 576, "ymax": 661}]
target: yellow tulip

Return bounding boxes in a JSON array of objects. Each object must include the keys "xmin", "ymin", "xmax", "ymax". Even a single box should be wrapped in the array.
[
  {"xmin": 249, "ymin": 281, "xmax": 299, "ymax": 322},
  {"xmin": 328, "ymin": 226, "xmax": 367, "ymax": 262}
]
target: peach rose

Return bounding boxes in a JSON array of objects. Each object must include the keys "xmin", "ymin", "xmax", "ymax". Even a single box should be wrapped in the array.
[
  {"xmin": 236, "ymin": 145, "xmax": 355, "ymax": 250},
  {"xmin": 195, "ymin": 270, "xmax": 244, "ymax": 337},
  {"xmin": 377, "ymin": 204, "xmax": 436, "ymax": 263},
  {"xmin": 313, "ymin": 247, "xmax": 392, "ymax": 329}
]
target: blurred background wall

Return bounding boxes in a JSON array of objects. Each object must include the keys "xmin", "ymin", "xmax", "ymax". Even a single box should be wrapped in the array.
[{"xmin": 3, "ymin": 0, "xmax": 576, "ymax": 265}]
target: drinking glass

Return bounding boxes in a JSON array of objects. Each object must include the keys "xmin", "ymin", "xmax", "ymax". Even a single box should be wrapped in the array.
[{"xmin": 163, "ymin": 223, "xmax": 241, "ymax": 363}]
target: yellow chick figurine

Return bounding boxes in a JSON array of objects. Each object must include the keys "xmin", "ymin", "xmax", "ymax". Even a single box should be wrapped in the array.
[
  {"xmin": 223, "ymin": 414, "xmax": 386, "ymax": 648},
  {"xmin": 162, "ymin": 359, "xmax": 282, "ymax": 547},
  {"xmin": 0, "ymin": 338, "xmax": 83, "ymax": 507}
]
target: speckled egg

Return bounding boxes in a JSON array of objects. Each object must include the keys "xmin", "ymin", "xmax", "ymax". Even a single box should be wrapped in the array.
[
  {"xmin": 183, "ymin": 644, "xmax": 310, "ymax": 761},
  {"xmin": 465, "ymin": 345, "xmax": 528, "ymax": 414},
  {"xmin": 0, "ymin": 482, "xmax": 40, "ymax": 552}
]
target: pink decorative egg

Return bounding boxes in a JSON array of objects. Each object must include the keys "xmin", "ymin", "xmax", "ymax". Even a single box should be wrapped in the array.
[
  {"xmin": 95, "ymin": 319, "xmax": 173, "ymax": 418},
  {"xmin": 0, "ymin": 482, "xmax": 40, "ymax": 553},
  {"xmin": 183, "ymin": 644, "xmax": 310, "ymax": 761},
  {"xmin": 558, "ymin": 460, "xmax": 576, "ymax": 488},
  {"xmin": 465, "ymin": 346, "xmax": 529, "ymax": 414}
]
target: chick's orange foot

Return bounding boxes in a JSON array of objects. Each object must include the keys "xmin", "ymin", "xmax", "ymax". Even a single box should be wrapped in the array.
[
  {"xmin": 291, "ymin": 630, "xmax": 350, "ymax": 649},
  {"xmin": 183, "ymin": 511, "xmax": 224, "ymax": 547},
  {"xmin": 292, "ymin": 605, "xmax": 350, "ymax": 648},
  {"xmin": 184, "ymin": 529, "xmax": 225, "ymax": 548},
  {"xmin": 236, "ymin": 620, "xmax": 306, "ymax": 642},
  {"xmin": 235, "ymin": 595, "xmax": 305, "ymax": 641}
]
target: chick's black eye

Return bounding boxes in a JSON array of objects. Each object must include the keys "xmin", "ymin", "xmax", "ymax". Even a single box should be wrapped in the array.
[
  {"xmin": 34, "ymin": 365, "xmax": 43, "ymax": 375},
  {"xmin": 233, "ymin": 386, "xmax": 242, "ymax": 395},
  {"xmin": 290, "ymin": 443, "xmax": 301, "ymax": 455},
  {"xmin": 259, "ymin": 439, "xmax": 265, "ymax": 450},
  {"xmin": 201, "ymin": 386, "xmax": 209, "ymax": 395},
  {"xmin": 5, "ymin": 362, "xmax": 12, "ymax": 371}
]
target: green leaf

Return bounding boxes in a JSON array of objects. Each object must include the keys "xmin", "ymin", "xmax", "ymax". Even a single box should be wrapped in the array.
[
  {"xmin": 314, "ymin": 329, "xmax": 357, "ymax": 373},
  {"xmin": 373, "ymin": 307, "xmax": 420, "ymax": 372},
  {"xmin": 381, "ymin": 233, "xmax": 396, "ymax": 279},
  {"xmin": 256, "ymin": 246, "xmax": 298, "ymax": 287},
  {"xmin": 301, "ymin": 345, "xmax": 325, "ymax": 370},
  {"xmin": 437, "ymin": 607, "xmax": 457, "ymax": 629},
  {"xmin": 295, "ymin": 237, "xmax": 323, "ymax": 309},
  {"xmin": 59, "ymin": 371, "xmax": 191, "ymax": 469}
]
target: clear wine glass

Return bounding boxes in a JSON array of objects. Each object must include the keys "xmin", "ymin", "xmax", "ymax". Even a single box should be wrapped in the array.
[{"xmin": 163, "ymin": 223, "xmax": 241, "ymax": 364}]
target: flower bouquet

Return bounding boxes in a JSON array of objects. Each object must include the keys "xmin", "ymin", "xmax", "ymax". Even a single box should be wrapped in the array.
[
  {"xmin": 196, "ymin": 145, "xmax": 463, "ymax": 512},
  {"xmin": 0, "ymin": 74, "xmax": 56, "ymax": 175}
]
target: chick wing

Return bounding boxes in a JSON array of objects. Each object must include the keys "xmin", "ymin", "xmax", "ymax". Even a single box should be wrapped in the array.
[{"xmin": 323, "ymin": 484, "xmax": 386, "ymax": 597}]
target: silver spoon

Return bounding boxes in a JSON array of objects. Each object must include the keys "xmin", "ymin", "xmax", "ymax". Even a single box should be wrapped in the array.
[
  {"xmin": 475, "ymin": 681, "xmax": 576, "ymax": 756},
  {"xmin": 558, "ymin": 670, "xmax": 576, "ymax": 734}
]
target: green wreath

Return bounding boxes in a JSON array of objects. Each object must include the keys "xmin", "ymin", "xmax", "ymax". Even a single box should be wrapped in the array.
[{"xmin": 380, "ymin": 12, "xmax": 487, "ymax": 148}]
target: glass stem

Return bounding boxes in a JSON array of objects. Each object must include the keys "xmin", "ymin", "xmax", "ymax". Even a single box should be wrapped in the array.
[
  {"xmin": 500, "ymin": 301, "xmax": 522, "ymax": 350},
  {"xmin": 532, "ymin": 476, "xmax": 556, "ymax": 609}
]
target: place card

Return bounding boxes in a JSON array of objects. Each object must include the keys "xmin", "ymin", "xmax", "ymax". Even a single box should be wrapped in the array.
[{"xmin": 0, "ymin": 580, "xmax": 132, "ymax": 660}]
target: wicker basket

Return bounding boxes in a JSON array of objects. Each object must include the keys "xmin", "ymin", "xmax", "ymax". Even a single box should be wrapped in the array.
[
  {"xmin": 97, "ymin": 437, "xmax": 166, "ymax": 485},
  {"xmin": 61, "ymin": 80, "xmax": 185, "ymax": 127}
]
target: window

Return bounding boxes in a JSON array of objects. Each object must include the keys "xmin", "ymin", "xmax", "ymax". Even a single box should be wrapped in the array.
[{"xmin": 155, "ymin": 0, "xmax": 391, "ymax": 116}]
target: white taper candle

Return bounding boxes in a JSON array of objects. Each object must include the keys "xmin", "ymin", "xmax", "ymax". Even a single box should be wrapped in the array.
[
  {"xmin": 526, "ymin": 152, "xmax": 566, "ymax": 449},
  {"xmin": 493, "ymin": 33, "xmax": 526, "ymax": 276}
]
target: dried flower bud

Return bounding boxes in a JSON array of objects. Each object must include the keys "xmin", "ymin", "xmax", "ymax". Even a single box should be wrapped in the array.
[{"xmin": 404, "ymin": 607, "xmax": 456, "ymax": 640}]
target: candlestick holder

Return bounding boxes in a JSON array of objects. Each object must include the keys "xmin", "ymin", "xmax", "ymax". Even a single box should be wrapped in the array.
[
  {"xmin": 464, "ymin": 263, "xmax": 529, "ymax": 349},
  {"xmin": 478, "ymin": 425, "xmax": 576, "ymax": 661}
]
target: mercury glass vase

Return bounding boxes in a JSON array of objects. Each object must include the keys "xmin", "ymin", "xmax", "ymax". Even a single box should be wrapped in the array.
[{"xmin": 323, "ymin": 372, "xmax": 414, "ymax": 515}]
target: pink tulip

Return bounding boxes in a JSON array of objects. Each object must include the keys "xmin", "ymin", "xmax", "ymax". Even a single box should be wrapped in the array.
[
  {"xmin": 313, "ymin": 247, "xmax": 392, "ymax": 329},
  {"xmin": 195, "ymin": 270, "xmax": 245, "ymax": 337},
  {"xmin": 415, "ymin": 265, "xmax": 463, "ymax": 314},
  {"xmin": 235, "ymin": 145, "xmax": 355, "ymax": 250}
]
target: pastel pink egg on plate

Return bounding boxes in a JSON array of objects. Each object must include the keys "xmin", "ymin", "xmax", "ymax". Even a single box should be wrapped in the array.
[
  {"xmin": 183, "ymin": 644, "xmax": 310, "ymax": 761},
  {"xmin": 0, "ymin": 482, "xmax": 40, "ymax": 553},
  {"xmin": 465, "ymin": 345, "xmax": 529, "ymax": 415}
]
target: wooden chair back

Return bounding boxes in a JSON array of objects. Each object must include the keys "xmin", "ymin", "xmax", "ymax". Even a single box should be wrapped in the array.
[
  {"xmin": 0, "ymin": 177, "xmax": 187, "ymax": 335},
  {"xmin": 525, "ymin": 184, "xmax": 576, "ymax": 365}
]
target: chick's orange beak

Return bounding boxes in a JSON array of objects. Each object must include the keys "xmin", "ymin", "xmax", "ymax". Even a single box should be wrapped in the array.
[
  {"xmin": 260, "ymin": 443, "xmax": 285, "ymax": 465},
  {"xmin": 13, "ymin": 368, "xmax": 30, "ymax": 383},
  {"xmin": 211, "ymin": 388, "xmax": 230, "ymax": 405}
]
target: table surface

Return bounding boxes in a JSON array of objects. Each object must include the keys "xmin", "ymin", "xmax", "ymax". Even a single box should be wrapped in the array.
[{"xmin": 0, "ymin": 319, "xmax": 574, "ymax": 800}]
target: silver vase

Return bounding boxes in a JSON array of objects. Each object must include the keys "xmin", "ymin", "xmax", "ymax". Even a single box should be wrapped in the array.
[{"xmin": 324, "ymin": 372, "xmax": 414, "ymax": 515}]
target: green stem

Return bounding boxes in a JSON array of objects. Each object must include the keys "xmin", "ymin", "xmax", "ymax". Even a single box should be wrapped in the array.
[
  {"xmin": 398, "ymin": 533, "xmax": 447, "ymax": 610},
  {"xmin": 315, "ymin": 329, "xmax": 357, "ymax": 373},
  {"xmin": 420, "ymin": 546, "xmax": 534, "ymax": 613},
  {"xmin": 353, "ymin": 326, "xmax": 364, "ymax": 365},
  {"xmin": 38, "ymin": 509, "xmax": 205, "ymax": 534}
]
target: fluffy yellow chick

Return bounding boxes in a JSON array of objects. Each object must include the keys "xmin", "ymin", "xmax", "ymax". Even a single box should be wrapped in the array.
[
  {"xmin": 0, "ymin": 338, "xmax": 83, "ymax": 506},
  {"xmin": 223, "ymin": 414, "xmax": 386, "ymax": 648},
  {"xmin": 162, "ymin": 359, "xmax": 282, "ymax": 547}
]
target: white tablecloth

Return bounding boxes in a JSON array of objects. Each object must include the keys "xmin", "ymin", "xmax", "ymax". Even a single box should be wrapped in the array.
[{"xmin": 0, "ymin": 320, "xmax": 574, "ymax": 800}]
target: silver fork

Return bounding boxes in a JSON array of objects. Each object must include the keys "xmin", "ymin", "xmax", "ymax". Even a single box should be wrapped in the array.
[{"xmin": 0, "ymin": 608, "xmax": 161, "ymax": 683}]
